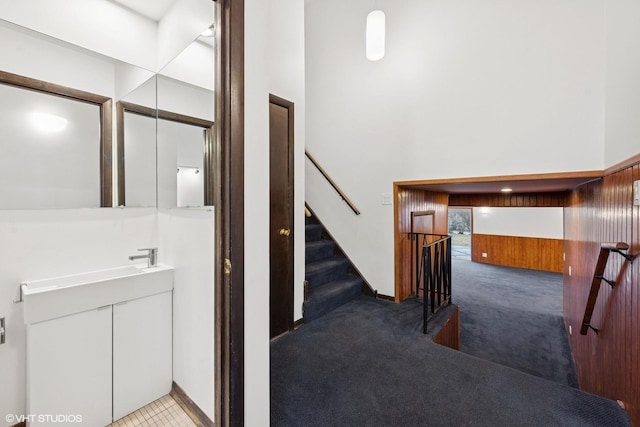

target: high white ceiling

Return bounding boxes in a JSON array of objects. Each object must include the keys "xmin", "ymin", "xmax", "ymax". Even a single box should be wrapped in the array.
[{"xmin": 111, "ymin": 0, "xmax": 178, "ymax": 21}]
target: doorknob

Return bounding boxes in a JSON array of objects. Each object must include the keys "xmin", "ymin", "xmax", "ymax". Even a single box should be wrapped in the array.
[{"xmin": 279, "ymin": 228, "xmax": 291, "ymax": 237}]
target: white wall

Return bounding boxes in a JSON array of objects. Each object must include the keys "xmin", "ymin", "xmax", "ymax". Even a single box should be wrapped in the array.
[
  {"xmin": 157, "ymin": 0, "xmax": 213, "ymax": 72},
  {"xmin": 472, "ymin": 207, "xmax": 563, "ymax": 239},
  {"xmin": 160, "ymin": 40, "xmax": 215, "ymax": 92},
  {"xmin": 0, "ymin": 22, "xmax": 115, "ymax": 97},
  {"xmin": 157, "ymin": 76, "xmax": 214, "ymax": 121},
  {"xmin": 158, "ymin": 209, "xmax": 215, "ymax": 421},
  {"xmin": 305, "ymin": 0, "xmax": 606, "ymax": 296},
  {"xmin": 241, "ymin": 1, "xmax": 307, "ymax": 423},
  {"xmin": 603, "ymin": 0, "xmax": 640, "ymax": 167},
  {"xmin": 245, "ymin": 0, "xmax": 271, "ymax": 423},
  {"xmin": 0, "ymin": 0, "xmax": 158, "ymax": 71},
  {"xmin": 268, "ymin": 0, "xmax": 306, "ymax": 321}
]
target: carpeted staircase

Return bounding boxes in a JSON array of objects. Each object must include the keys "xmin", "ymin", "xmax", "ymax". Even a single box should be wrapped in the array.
[{"xmin": 304, "ymin": 213, "xmax": 366, "ymax": 322}]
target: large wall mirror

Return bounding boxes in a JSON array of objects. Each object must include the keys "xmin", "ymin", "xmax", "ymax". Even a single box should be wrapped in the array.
[
  {"xmin": 0, "ymin": 0, "xmax": 215, "ymax": 209},
  {"xmin": 0, "ymin": 71, "xmax": 112, "ymax": 208}
]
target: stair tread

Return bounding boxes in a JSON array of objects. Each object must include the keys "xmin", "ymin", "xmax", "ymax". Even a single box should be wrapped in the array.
[
  {"xmin": 307, "ymin": 276, "xmax": 363, "ymax": 300},
  {"xmin": 305, "ymin": 224, "xmax": 324, "ymax": 242},
  {"xmin": 305, "ymin": 224, "xmax": 322, "ymax": 232},
  {"xmin": 303, "ymin": 277, "xmax": 363, "ymax": 322},
  {"xmin": 305, "ymin": 257, "xmax": 348, "ymax": 275},
  {"xmin": 305, "ymin": 239, "xmax": 336, "ymax": 264},
  {"xmin": 305, "ymin": 239, "xmax": 334, "ymax": 249}
]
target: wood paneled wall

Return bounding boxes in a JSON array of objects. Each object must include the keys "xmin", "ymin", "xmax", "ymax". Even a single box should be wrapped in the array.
[
  {"xmin": 432, "ymin": 306, "xmax": 460, "ymax": 351},
  {"xmin": 564, "ymin": 164, "xmax": 640, "ymax": 425},
  {"xmin": 449, "ymin": 191, "xmax": 568, "ymax": 207},
  {"xmin": 472, "ymin": 234, "xmax": 564, "ymax": 273},
  {"xmin": 394, "ymin": 186, "xmax": 449, "ymax": 302}
]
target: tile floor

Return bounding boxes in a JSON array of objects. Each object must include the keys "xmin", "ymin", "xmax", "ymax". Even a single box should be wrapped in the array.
[{"xmin": 108, "ymin": 395, "xmax": 196, "ymax": 427}]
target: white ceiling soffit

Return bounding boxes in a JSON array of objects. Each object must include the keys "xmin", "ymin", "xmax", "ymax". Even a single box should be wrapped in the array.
[
  {"xmin": 111, "ymin": 0, "xmax": 178, "ymax": 21},
  {"xmin": 409, "ymin": 176, "xmax": 602, "ymax": 194}
]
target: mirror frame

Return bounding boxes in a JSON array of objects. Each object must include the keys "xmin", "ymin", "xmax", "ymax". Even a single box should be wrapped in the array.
[
  {"xmin": 0, "ymin": 69, "xmax": 113, "ymax": 207},
  {"xmin": 116, "ymin": 101, "xmax": 215, "ymax": 207}
]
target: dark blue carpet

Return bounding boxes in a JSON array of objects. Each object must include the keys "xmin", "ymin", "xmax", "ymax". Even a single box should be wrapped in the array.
[
  {"xmin": 271, "ymin": 295, "xmax": 630, "ymax": 426},
  {"xmin": 452, "ymin": 259, "xmax": 578, "ymax": 387}
]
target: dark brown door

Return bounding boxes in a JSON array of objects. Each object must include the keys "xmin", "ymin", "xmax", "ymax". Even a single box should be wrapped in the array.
[{"xmin": 269, "ymin": 95, "xmax": 294, "ymax": 339}]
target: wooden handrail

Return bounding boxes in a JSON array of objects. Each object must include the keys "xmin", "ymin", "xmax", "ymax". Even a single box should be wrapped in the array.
[
  {"xmin": 305, "ymin": 150, "xmax": 361, "ymax": 215},
  {"xmin": 580, "ymin": 242, "xmax": 634, "ymax": 335},
  {"xmin": 600, "ymin": 242, "xmax": 630, "ymax": 251}
]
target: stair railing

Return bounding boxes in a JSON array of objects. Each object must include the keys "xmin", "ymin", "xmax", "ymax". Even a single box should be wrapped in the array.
[
  {"xmin": 305, "ymin": 150, "xmax": 361, "ymax": 215},
  {"xmin": 409, "ymin": 232, "xmax": 452, "ymax": 334},
  {"xmin": 580, "ymin": 242, "xmax": 634, "ymax": 335}
]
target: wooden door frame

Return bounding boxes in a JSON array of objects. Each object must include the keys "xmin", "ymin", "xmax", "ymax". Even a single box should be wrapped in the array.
[
  {"xmin": 215, "ymin": 0, "xmax": 245, "ymax": 426},
  {"xmin": 410, "ymin": 210, "xmax": 435, "ymax": 233},
  {"xmin": 269, "ymin": 94, "xmax": 295, "ymax": 337},
  {"xmin": 448, "ymin": 206, "xmax": 473, "ymax": 258}
]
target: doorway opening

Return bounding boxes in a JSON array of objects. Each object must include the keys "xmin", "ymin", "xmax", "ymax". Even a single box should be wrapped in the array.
[{"xmin": 448, "ymin": 208, "xmax": 471, "ymax": 260}]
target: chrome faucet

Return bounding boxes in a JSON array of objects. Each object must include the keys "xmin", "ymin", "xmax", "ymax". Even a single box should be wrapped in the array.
[{"xmin": 128, "ymin": 248, "xmax": 158, "ymax": 268}]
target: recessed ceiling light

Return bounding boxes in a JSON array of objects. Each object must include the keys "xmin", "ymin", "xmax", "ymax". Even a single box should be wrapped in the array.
[
  {"xmin": 501, "ymin": 187, "xmax": 513, "ymax": 193},
  {"xmin": 30, "ymin": 112, "xmax": 68, "ymax": 133}
]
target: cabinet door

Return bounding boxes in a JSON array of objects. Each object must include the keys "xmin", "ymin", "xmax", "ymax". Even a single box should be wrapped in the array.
[
  {"xmin": 113, "ymin": 291, "xmax": 172, "ymax": 420},
  {"xmin": 27, "ymin": 306, "xmax": 112, "ymax": 427}
]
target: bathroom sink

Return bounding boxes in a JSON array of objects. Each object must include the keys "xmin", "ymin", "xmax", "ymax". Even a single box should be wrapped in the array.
[{"xmin": 21, "ymin": 264, "xmax": 174, "ymax": 324}]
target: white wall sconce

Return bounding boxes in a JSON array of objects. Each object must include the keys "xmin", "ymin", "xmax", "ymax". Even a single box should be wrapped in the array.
[
  {"xmin": 480, "ymin": 207, "xmax": 490, "ymax": 215},
  {"xmin": 366, "ymin": 10, "xmax": 385, "ymax": 61}
]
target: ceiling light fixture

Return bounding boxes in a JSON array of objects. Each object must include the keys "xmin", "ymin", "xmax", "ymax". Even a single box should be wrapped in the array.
[
  {"xmin": 366, "ymin": 10, "xmax": 385, "ymax": 61},
  {"xmin": 501, "ymin": 187, "xmax": 513, "ymax": 193},
  {"xmin": 30, "ymin": 112, "xmax": 68, "ymax": 133}
]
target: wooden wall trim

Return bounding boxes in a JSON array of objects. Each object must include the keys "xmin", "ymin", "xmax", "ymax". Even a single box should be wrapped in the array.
[
  {"xmin": 395, "ymin": 170, "xmax": 603, "ymax": 187},
  {"xmin": 0, "ymin": 69, "xmax": 111, "ymax": 104},
  {"xmin": 472, "ymin": 234, "xmax": 564, "ymax": 273},
  {"xmin": 432, "ymin": 306, "xmax": 460, "ymax": 351},
  {"xmin": 100, "ymin": 98, "xmax": 113, "ymax": 207},
  {"xmin": 376, "ymin": 293, "xmax": 395, "ymax": 302},
  {"xmin": 449, "ymin": 192, "xmax": 568, "ymax": 207},
  {"xmin": 171, "ymin": 381, "xmax": 215, "ymax": 427},
  {"xmin": 604, "ymin": 152, "xmax": 640, "ymax": 176}
]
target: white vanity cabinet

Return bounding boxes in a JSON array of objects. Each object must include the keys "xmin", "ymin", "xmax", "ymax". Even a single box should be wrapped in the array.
[
  {"xmin": 113, "ymin": 291, "xmax": 173, "ymax": 420},
  {"xmin": 27, "ymin": 306, "xmax": 113, "ymax": 427},
  {"xmin": 23, "ymin": 265, "xmax": 174, "ymax": 426}
]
